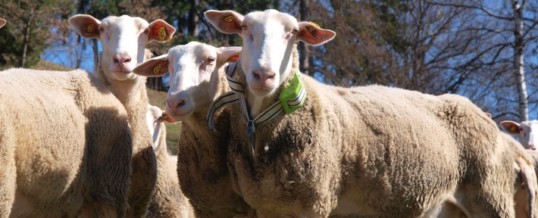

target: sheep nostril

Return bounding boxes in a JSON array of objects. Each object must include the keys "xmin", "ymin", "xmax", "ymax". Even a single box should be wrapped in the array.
[
  {"xmin": 177, "ymin": 99, "xmax": 186, "ymax": 108},
  {"xmin": 125, "ymin": 57, "xmax": 131, "ymax": 63},
  {"xmin": 267, "ymin": 73, "xmax": 275, "ymax": 79},
  {"xmin": 253, "ymin": 72, "xmax": 261, "ymax": 80}
]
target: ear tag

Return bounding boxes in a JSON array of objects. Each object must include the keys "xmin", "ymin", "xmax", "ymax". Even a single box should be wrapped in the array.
[
  {"xmin": 87, "ymin": 24, "xmax": 95, "ymax": 33},
  {"xmin": 224, "ymin": 16, "xmax": 233, "ymax": 23},
  {"xmin": 511, "ymin": 126, "xmax": 519, "ymax": 133},
  {"xmin": 158, "ymin": 26, "xmax": 167, "ymax": 41},
  {"xmin": 308, "ymin": 21, "xmax": 320, "ymax": 28},
  {"xmin": 153, "ymin": 64, "xmax": 162, "ymax": 75}
]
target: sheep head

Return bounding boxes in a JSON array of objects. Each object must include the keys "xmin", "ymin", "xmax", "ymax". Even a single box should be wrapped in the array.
[
  {"xmin": 205, "ymin": 9, "xmax": 335, "ymax": 97},
  {"xmin": 501, "ymin": 120, "xmax": 538, "ymax": 150},
  {"xmin": 133, "ymin": 41, "xmax": 240, "ymax": 120},
  {"xmin": 69, "ymin": 14, "xmax": 175, "ymax": 81}
]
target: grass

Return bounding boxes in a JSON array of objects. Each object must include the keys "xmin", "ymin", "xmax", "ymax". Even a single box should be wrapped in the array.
[{"xmin": 147, "ymin": 88, "xmax": 181, "ymax": 155}]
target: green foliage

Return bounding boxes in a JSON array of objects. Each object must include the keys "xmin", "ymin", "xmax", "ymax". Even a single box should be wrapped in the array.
[{"xmin": 0, "ymin": 0, "xmax": 74, "ymax": 69}]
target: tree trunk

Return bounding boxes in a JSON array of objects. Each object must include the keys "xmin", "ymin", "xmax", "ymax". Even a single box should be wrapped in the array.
[
  {"xmin": 188, "ymin": 0, "xmax": 199, "ymax": 37},
  {"xmin": 20, "ymin": 8, "xmax": 34, "ymax": 67},
  {"xmin": 92, "ymin": 38, "xmax": 99, "ymax": 72},
  {"xmin": 298, "ymin": 0, "xmax": 312, "ymax": 75},
  {"xmin": 513, "ymin": 0, "xmax": 529, "ymax": 121}
]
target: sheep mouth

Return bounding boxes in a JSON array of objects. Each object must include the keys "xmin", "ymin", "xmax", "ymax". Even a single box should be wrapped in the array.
[
  {"xmin": 165, "ymin": 106, "xmax": 194, "ymax": 121},
  {"xmin": 249, "ymin": 85, "xmax": 276, "ymax": 97}
]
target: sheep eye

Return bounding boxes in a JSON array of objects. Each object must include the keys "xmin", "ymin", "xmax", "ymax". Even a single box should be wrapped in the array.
[
  {"xmin": 241, "ymin": 25, "xmax": 247, "ymax": 31},
  {"xmin": 291, "ymin": 29, "xmax": 298, "ymax": 35},
  {"xmin": 143, "ymin": 29, "xmax": 149, "ymax": 34},
  {"xmin": 99, "ymin": 27, "xmax": 105, "ymax": 32},
  {"xmin": 207, "ymin": 57, "xmax": 216, "ymax": 63}
]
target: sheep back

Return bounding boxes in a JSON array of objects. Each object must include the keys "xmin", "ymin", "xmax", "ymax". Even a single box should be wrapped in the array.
[
  {"xmin": 0, "ymin": 68, "xmax": 132, "ymax": 217},
  {"xmin": 226, "ymin": 74, "xmax": 518, "ymax": 217}
]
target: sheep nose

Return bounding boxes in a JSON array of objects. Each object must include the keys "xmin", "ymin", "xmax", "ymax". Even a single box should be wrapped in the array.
[
  {"xmin": 252, "ymin": 69, "xmax": 276, "ymax": 82},
  {"xmin": 167, "ymin": 98, "xmax": 186, "ymax": 110},
  {"xmin": 113, "ymin": 54, "xmax": 132, "ymax": 64}
]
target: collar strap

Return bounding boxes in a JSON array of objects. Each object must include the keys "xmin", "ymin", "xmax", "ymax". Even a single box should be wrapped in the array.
[
  {"xmin": 225, "ymin": 62, "xmax": 244, "ymax": 94},
  {"xmin": 207, "ymin": 64, "xmax": 307, "ymax": 158},
  {"xmin": 207, "ymin": 64, "xmax": 307, "ymax": 130}
]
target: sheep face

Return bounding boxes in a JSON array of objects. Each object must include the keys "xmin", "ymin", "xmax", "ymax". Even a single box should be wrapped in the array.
[
  {"xmin": 204, "ymin": 9, "xmax": 335, "ymax": 97},
  {"xmin": 133, "ymin": 42, "xmax": 240, "ymax": 120},
  {"xmin": 0, "ymin": 18, "xmax": 5, "ymax": 28},
  {"xmin": 69, "ymin": 14, "xmax": 175, "ymax": 81},
  {"xmin": 501, "ymin": 120, "xmax": 538, "ymax": 150}
]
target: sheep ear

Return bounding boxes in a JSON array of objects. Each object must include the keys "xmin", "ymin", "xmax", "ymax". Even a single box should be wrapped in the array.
[
  {"xmin": 69, "ymin": 14, "xmax": 101, "ymax": 39},
  {"xmin": 204, "ymin": 10, "xmax": 244, "ymax": 34},
  {"xmin": 297, "ymin": 21, "xmax": 336, "ymax": 46},
  {"xmin": 500, "ymin": 120, "xmax": 521, "ymax": 134},
  {"xmin": 133, "ymin": 54, "xmax": 169, "ymax": 77},
  {"xmin": 147, "ymin": 19, "xmax": 176, "ymax": 42},
  {"xmin": 217, "ymin": 46, "xmax": 241, "ymax": 64},
  {"xmin": 0, "ymin": 18, "xmax": 6, "ymax": 28}
]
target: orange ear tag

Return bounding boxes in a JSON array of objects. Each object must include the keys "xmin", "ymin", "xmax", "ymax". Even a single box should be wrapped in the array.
[
  {"xmin": 511, "ymin": 126, "xmax": 519, "ymax": 133},
  {"xmin": 158, "ymin": 26, "xmax": 167, "ymax": 41},
  {"xmin": 153, "ymin": 64, "xmax": 162, "ymax": 75},
  {"xmin": 87, "ymin": 24, "xmax": 95, "ymax": 33},
  {"xmin": 224, "ymin": 16, "xmax": 233, "ymax": 23}
]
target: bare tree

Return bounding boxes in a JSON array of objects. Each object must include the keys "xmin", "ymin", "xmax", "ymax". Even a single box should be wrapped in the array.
[{"xmin": 428, "ymin": 0, "xmax": 538, "ymax": 121}]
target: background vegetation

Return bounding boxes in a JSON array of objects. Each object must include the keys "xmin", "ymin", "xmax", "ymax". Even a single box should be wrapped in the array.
[{"xmin": 1, "ymin": 0, "xmax": 538, "ymax": 151}]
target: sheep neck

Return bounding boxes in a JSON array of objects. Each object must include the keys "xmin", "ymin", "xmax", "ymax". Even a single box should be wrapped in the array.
[{"xmin": 97, "ymin": 65, "xmax": 151, "ymax": 152}]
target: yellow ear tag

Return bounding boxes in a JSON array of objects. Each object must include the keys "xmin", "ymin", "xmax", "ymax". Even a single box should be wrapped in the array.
[
  {"xmin": 87, "ymin": 24, "xmax": 95, "ymax": 33},
  {"xmin": 224, "ymin": 16, "xmax": 233, "ymax": 23},
  {"xmin": 153, "ymin": 64, "xmax": 162, "ymax": 75},
  {"xmin": 511, "ymin": 126, "xmax": 519, "ymax": 133},
  {"xmin": 308, "ymin": 21, "xmax": 320, "ymax": 28},
  {"xmin": 158, "ymin": 26, "xmax": 167, "ymax": 41}
]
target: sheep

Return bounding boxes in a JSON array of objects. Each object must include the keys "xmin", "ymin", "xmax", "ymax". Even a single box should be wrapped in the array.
[
  {"xmin": 132, "ymin": 41, "xmax": 254, "ymax": 217},
  {"xmin": 145, "ymin": 105, "xmax": 195, "ymax": 218},
  {"xmin": 0, "ymin": 18, "xmax": 5, "ymax": 28},
  {"xmin": 205, "ymin": 9, "xmax": 534, "ymax": 217},
  {"xmin": 499, "ymin": 120, "xmax": 538, "ymax": 217},
  {"xmin": 0, "ymin": 68, "xmax": 132, "ymax": 217},
  {"xmin": 69, "ymin": 14, "xmax": 177, "ymax": 217},
  {"xmin": 501, "ymin": 120, "xmax": 538, "ymax": 150}
]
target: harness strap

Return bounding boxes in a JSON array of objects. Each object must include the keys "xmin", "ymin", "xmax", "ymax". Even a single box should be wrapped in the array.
[{"xmin": 207, "ymin": 62, "xmax": 307, "ymax": 159}]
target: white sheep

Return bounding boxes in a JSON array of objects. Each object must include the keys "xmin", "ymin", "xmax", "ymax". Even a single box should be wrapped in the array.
[
  {"xmin": 501, "ymin": 120, "xmax": 538, "ymax": 150},
  {"xmin": 499, "ymin": 120, "xmax": 538, "ymax": 217},
  {"xmin": 0, "ymin": 18, "xmax": 6, "ymax": 28},
  {"xmin": 0, "ymin": 68, "xmax": 132, "ymax": 217},
  {"xmin": 69, "ymin": 14, "xmax": 188, "ymax": 217},
  {"xmin": 145, "ymin": 105, "xmax": 195, "ymax": 218},
  {"xmin": 133, "ymin": 41, "xmax": 254, "ymax": 217},
  {"xmin": 205, "ymin": 9, "xmax": 534, "ymax": 217}
]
